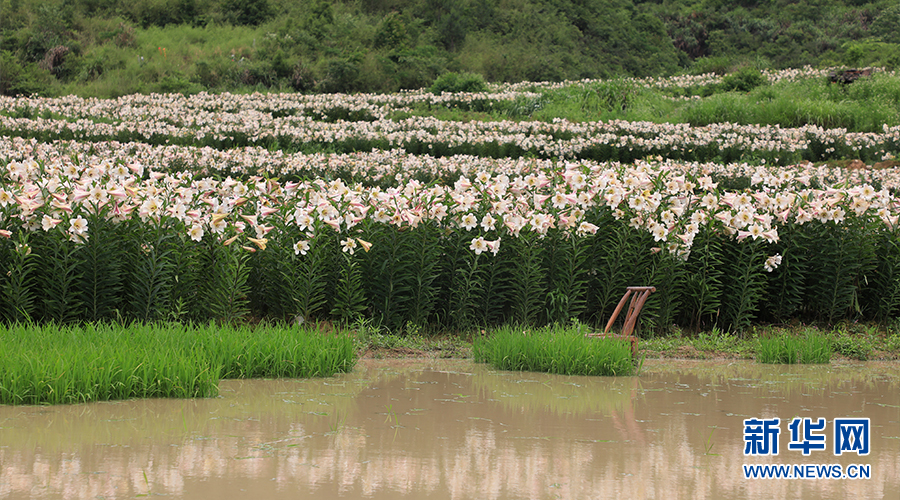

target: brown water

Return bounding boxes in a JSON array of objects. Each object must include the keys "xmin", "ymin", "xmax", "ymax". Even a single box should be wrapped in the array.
[{"xmin": 1, "ymin": 359, "xmax": 897, "ymax": 499}]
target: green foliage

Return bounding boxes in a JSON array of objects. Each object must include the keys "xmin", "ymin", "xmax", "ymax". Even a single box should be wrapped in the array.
[
  {"xmin": 682, "ymin": 229, "xmax": 724, "ymax": 330},
  {"xmin": 0, "ymin": 322, "xmax": 357, "ymax": 405},
  {"xmin": 78, "ymin": 211, "xmax": 123, "ymax": 322},
  {"xmin": 430, "ymin": 71, "xmax": 487, "ymax": 94},
  {"xmin": 153, "ymin": 72, "xmax": 203, "ymax": 94},
  {"xmin": 689, "ymin": 56, "xmax": 735, "ymax": 76},
  {"xmin": 830, "ymin": 327, "xmax": 874, "ymax": 360},
  {"xmin": 0, "ymin": 232, "xmax": 37, "ymax": 322},
  {"xmin": 2, "ymin": 0, "xmax": 897, "ymax": 97},
  {"xmin": 374, "ymin": 11, "xmax": 409, "ymax": 50},
  {"xmin": 587, "ymin": 212, "xmax": 640, "ymax": 325},
  {"xmin": 693, "ymin": 327, "xmax": 732, "ymax": 352},
  {"xmin": 719, "ymin": 238, "xmax": 767, "ymax": 332},
  {"xmin": 316, "ymin": 57, "xmax": 361, "ymax": 94},
  {"xmin": 364, "ymin": 224, "xmax": 415, "ymax": 329},
  {"xmin": 276, "ymin": 232, "xmax": 330, "ymax": 324},
  {"xmin": 222, "ymin": 0, "xmax": 272, "ymax": 26},
  {"xmin": 125, "ymin": 221, "xmax": 175, "ymax": 323},
  {"xmin": 766, "ymin": 224, "xmax": 809, "ymax": 321},
  {"xmin": 508, "ymin": 232, "xmax": 545, "ymax": 326},
  {"xmin": 805, "ymin": 221, "xmax": 877, "ymax": 324},
  {"xmin": 0, "ymin": 193, "xmax": 894, "ymax": 337},
  {"xmin": 35, "ymin": 230, "xmax": 83, "ymax": 324},
  {"xmin": 332, "ymin": 249, "xmax": 366, "ymax": 324},
  {"xmin": 652, "ymin": 0, "xmax": 879, "ymax": 68},
  {"xmin": 579, "ymin": 79, "xmax": 642, "ymax": 115},
  {"xmin": 473, "ymin": 324, "xmax": 635, "ymax": 376},
  {"xmin": 0, "ymin": 51, "xmax": 50, "ymax": 96},
  {"xmin": 638, "ymin": 240, "xmax": 684, "ymax": 335},
  {"xmin": 679, "ymin": 75, "xmax": 900, "ymax": 135},
  {"xmin": 756, "ymin": 330, "xmax": 832, "ymax": 364},
  {"xmin": 126, "ymin": 0, "xmax": 200, "ymax": 28},
  {"xmin": 213, "ymin": 323, "xmax": 356, "ymax": 379},
  {"xmin": 868, "ymin": 229, "xmax": 900, "ymax": 323},
  {"xmin": 167, "ymin": 232, "xmax": 200, "ymax": 322},
  {"xmin": 545, "ymin": 232, "xmax": 589, "ymax": 324},
  {"xmin": 871, "ymin": 6, "xmax": 900, "ymax": 44},
  {"xmin": 838, "ymin": 40, "xmax": 900, "ymax": 70},
  {"xmin": 720, "ymin": 67, "xmax": 767, "ymax": 92},
  {"xmin": 446, "ymin": 233, "xmax": 484, "ymax": 330},
  {"xmin": 17, "ymin": 3, "xmax": 74, "ymax": 62},
  {"xmin": 406, "ymin": 225, "xmax": 443, "ymax": 327},
  {"xmin": 379, "ymin": 45, "xmax": 448, "ymax": 91},
  {"xmin": 201, "ymin": 240, "xmax": 251, "ymax": 324}
]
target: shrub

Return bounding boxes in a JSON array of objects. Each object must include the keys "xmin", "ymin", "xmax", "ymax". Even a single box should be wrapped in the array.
[
  {"xmin": 831, "ymin": 331, "xmax": 872, "ymax": 361},
  {"xmin": 871, "ymin": 6, "xmax": 900, "ymax": 44},
  {"xmin": 155, "ymin": 73, "xmax": 203, "ymax": 94},
  {"xmin": 374, "ymin": 11, "xmax": 409, "ymax": 50},
  {"xmin": 721, "ymin": 67, "xmax": 767, "ymax": 92},
  {"xmin": 690, "ymin": 56, "xmax": 734, "ymax": 75},
  {"xmin": 316, "ymin": 57, "xmax": 361, "ymax": 93},
  {"xmin": 222, "ymin": 0, "xmax": 272, "ymax": 26},
  {"xmin": 290, "ymin": 62, "xmax": 316, "ymax": 92},
  {"xmin": 0, "ymin": 51, "xmax": 50, "ymax": 96},
  {"xmin": 430, "ymin": 71, "xmax": 488, "ymax": 94}
]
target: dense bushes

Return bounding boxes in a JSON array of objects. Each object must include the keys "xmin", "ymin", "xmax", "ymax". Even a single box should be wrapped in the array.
[
  {"xmin": 12, "ymin": 0, "xmax": 896, "ymax": 98},
  {"xmin": 430, "ymin": 71, "xmax": 487, "ymax": 94},
  {"xmin": 0, "ymin": 51, "xmax": 51, "ymax": 96}
]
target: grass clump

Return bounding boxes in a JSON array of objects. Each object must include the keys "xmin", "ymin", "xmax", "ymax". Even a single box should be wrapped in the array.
[
  {"xmin": 473, "ymin": 324, "xmax": 635, "ymax": 376},
  {"xmin": 0, "ymin": 321, "xmax": 356, "ymax": 405},
  {"xmin": 755, "ymin": 329, "xmax": 831, "ymax": 364},
  {"xmin": 430, "ymin": 72, "xmax": 488, "ymax": 94},
  {"xmin": 830, "ymin": 327, "xmax": 875, "ymax": 361}
]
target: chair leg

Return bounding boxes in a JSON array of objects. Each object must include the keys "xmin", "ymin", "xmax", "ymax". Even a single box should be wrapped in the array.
[{"xmin": 590, "ymin": 286, "xmax": 656, "ymax": 360}]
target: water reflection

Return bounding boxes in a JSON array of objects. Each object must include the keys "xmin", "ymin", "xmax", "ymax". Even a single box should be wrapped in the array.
[{"xmin": 0, "ymin": 360, "xmax": 897, "ymax": 499}]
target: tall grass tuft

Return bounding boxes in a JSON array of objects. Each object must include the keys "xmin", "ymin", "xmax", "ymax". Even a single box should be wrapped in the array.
[
  {"xmin": 0, "ymin": 322, "xmax": 357, "ymax": 405},
  {"xmin": 473, "ymin": 324, "xmax": 635, "ymax": 376},
  {"xmin": 755, "ymin": 330, "xmax": 831, "ymax": 364}
]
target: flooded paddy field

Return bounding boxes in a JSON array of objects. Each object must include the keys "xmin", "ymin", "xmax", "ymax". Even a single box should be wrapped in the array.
[{"xmin": 1, "ymin": 359, "xmax": 897, "ymax": 499}]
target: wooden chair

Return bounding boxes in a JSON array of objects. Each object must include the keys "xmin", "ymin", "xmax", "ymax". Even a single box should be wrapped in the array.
[{"xmin": 586, "ymin": 286, "xmax": 656, "ymax": 358}]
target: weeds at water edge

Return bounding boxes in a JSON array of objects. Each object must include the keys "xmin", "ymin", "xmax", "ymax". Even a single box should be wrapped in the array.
[{"xmin": 755, "ymin": 329, "xmax": 831, "ymax": 364}]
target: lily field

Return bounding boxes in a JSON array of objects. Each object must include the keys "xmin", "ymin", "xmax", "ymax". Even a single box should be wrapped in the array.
[{"xmin": 1, "ymin": 67, "xmax": 899, "ymax": 337}]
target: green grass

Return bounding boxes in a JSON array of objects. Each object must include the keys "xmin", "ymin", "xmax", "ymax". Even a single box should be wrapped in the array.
[
  {"xmin": 393, "ymin": 73, "xmax": 900, "ymax": 135},
  {"xmin": 678, "ymin": 76, "xmax": 900, "ymax": 133},
  {"xmin": 473, "ymin": 324, "xmax": 635, "ymax": 376},
  {"xmin": 0, "ymin": 321, "xmax": 357, "ymax": 405},
  {"xmin": 755, "ymin": 329, "xmax": 832, "ymax": 364},
  {"xmin": 830, "ymin": 326, "xmax": 877, "ymax": 361}
]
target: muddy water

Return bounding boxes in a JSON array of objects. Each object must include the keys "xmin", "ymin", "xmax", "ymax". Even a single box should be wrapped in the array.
[{"xmin": 0, "ymin": 359, "xmax": 897, "ymax": 500}]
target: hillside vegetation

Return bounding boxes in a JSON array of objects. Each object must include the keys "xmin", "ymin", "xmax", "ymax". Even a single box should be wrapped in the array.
[{"xmin": 1, "ymin": 0, "xmax": 899, "ymax": 97}]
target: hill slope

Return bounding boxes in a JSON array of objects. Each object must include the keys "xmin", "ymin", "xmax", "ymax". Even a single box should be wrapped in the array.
[{"xmin": 1, "ymin": 0, "xmax": 898, "ymax": 97}]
